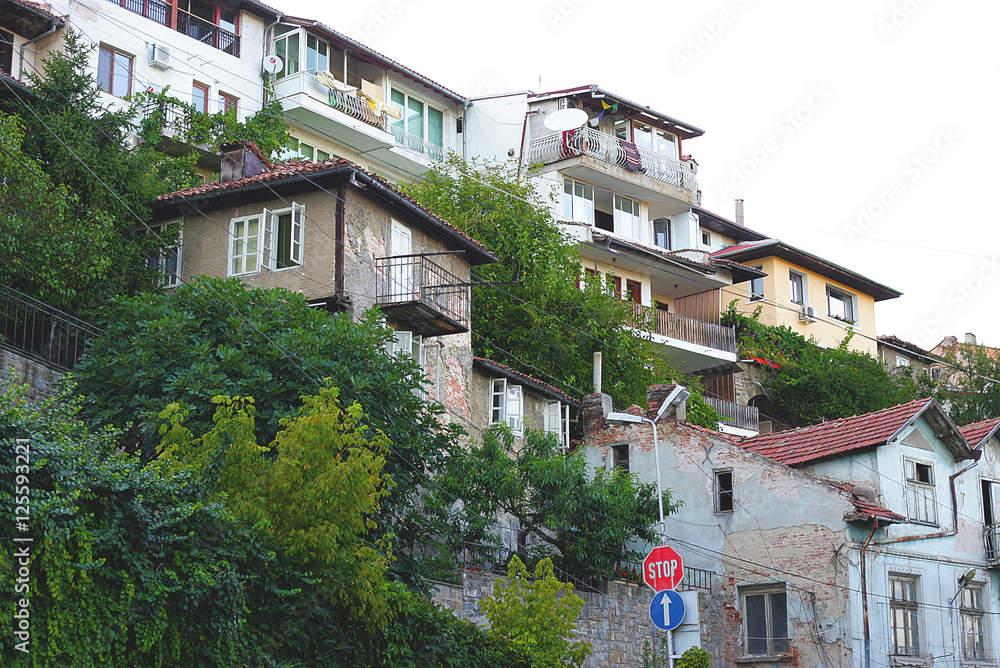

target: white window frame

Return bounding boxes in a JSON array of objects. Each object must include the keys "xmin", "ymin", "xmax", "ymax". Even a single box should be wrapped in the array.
[
  {"xmin": 896, "ymin": 356, "xmax": 912, "ymax": 368},
  {"xmin": 490, "ymin": 378, "xmax": 523, "ymax": 436},
  {"xmin": 653, "ymin": 218, "xmax": 671, "ymax": 250},
  {"xmin": 262, "ymin": 203, "xmax": 304, "ymax": 270},
  {"xmin": 613, "ymin": 194, "xmax": 641, "ymax": 240},
  {"xmin": 144, "ymin": 222, "xmax": 182, "ymax": 288},
  {"xmin": 961, "ymin": 583, "xmax": 987, "ymax": 660},
  {"xmin": 890, "ymin": 574, "xmax": 920, "ymax": 656},
  {"xmin": 904, "ymin": 458, "xmax": 937, "ymax": 525},
  {"xmin": 789, "ymin": 270, "xmax": 806, "ymax": 305},
  {"xmin": 544, "ymin": 400, "xmax": 570, "ymax": 450},
  {"xmin": 701, "ymin": 230, "xmax": 711, "ymax": 247},
  {"xmin": 272, "ymin": 26, "xmax": 300, "ymax": 79},
  {"xmin": 305, "ymin": 33, "xmax": 329, "ymax": 74},
  {"xmin": 229, "ymin": 214, "xmax": 262, "ymax": 276},
  {"xmin": 563, "ymin": 178, "xmax": 595, "ymax": 225},
  {"xmin": 740, "ymin": 584, "xmax": 789, "ymax": 657},
  {"xmin": 826, "ymin": 285, "xmax": 858, "ymax": 325},
  {"xmin": 389, "ymin": 87, "xmax": 445, "ymax": 148},
  {"xmin": 749, "ymin": 266, "xmax": 765, "ymax": 302}
]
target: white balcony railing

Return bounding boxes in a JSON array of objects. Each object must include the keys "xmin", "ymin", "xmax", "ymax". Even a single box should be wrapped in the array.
[
  {"xmin": 328, "ymin": 88, "xmax": 388, "ymax": 130},
  {"xmin": 527, "ymin": 126, "xmax": 698, "ymax": 192},
  {"xmin": 389, "ymin": 125, "xmax": 445, "ymax": 162}
]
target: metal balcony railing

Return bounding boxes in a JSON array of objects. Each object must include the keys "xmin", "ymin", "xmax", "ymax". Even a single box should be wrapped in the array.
[
  {"xmin": 527, "ymin": 126, "xmax": 698, "ymax": 192},
  {"xmin": 328, "ymin": 88, "xmax": 388, "ymax": 130},
  {"xmin": 0, "ymin": 285, "xmax": 101, "ymax": 372},
  {"xmin": 626, "ymin": 302, "xmax": 737, "ymax": 354},
  {"xmin": 705, "ymin": 397, "xmax": 760, "ymax": 432},
  {"xmin": 107, "ymin": 0, "xmax": 171, "ymax": 26},
  {"xmin": 142, "ymin": 98, "xmax": 191, "ymax": 135},
  {"xmin": 389, "ymin": 125, "xmax": 446, "ymax": 162},
  {"xmin": 177, "ymin": 9, "xmax": 239, "ymax": 56},
  {"xmin": 986, "ymin": 524, "xmax": 1000, "ymax": 563},
  {"xmin": 375, "ymin": 253, "xmax": 470, "ymax": 336},
  {"xmin": 612, "ymin": 558, "xmax": 714, "ymax": 591}
]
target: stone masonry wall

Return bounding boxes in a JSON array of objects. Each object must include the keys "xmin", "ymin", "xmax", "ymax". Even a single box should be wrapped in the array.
[
  {"xmin": 0, "ymin": 347, "xmax": 63, "ymax": 402},
  {"xmin": 433, "ymin": 569, "xmax": 682, "ymax": 667}
]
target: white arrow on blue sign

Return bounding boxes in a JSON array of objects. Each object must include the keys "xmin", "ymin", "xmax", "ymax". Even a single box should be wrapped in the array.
[{"xmin": 649, "ymin": 589, "xmax": 685, "ymax": 631}]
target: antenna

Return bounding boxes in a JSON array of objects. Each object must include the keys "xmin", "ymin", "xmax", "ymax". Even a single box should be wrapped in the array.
[
  {"xmin": 543, "ymin": 108, "xmax": 589, "ymax": 132},
  {"xmin": 262, "ymin": 55, "xmax": 283, "ymax": 75}
]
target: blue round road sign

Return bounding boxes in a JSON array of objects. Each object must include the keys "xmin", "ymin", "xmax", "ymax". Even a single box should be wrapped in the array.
[{"xmin": 649, "ymin": 589, "xmax": 685, "ymax": 631}]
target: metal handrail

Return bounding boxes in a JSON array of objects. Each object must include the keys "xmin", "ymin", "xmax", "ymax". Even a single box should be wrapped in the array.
[
  {"xmin": 986, "ymin": 524, "xmax": 1000, "ymax": 561},
  {"xmin": 0, "ymin": 285, "xmax": 101, "ymax": 371},
  {"xmin": 626, "ymin": 302, "xmax": 737, "ymax": 354},
  {"xmin": 176, "ymin": 8, "xmax": 239, "ymax": 56},
  {"xmin": 328, "ymin": 88, "xmax": 387, "ymax": 130},
  {"xmin": 107, "ymin": 0, "xmax": 170, "ymax": 26},
  {"xmin": 389, "ymin": 124, "xmax": 445, "ymax": 161},
  {"xmin": 527, "ymin": 126, "xmax": 698, "ymax": 192},
  {"xmin": 374, "ymin": 254, "xmax": 470, "ymax": 331},
  {"xmin": 143, "ymin": 98, "xmax": 190, "ymax": 135}
]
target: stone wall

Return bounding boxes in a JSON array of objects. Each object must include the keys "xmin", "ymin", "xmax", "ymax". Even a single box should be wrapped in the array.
[
  {"xmin": 432, "ymin": 569, "xmax": 708, "ymax": 667},
  {"xmin": 0, "ymin": 347, "xmax": 63, "ymax": 401}
]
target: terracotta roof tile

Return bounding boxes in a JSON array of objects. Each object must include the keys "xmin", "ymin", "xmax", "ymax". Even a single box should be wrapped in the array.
[
  {"xmin": 156, "ymin": 158, "xmax": 493, "ymax": 258},
  {"xmin": 473, "ymin": 357, "xmax": 580, "ymax": 407},
  {"xmin": 961, "ymin": 417, "xmax": 1000, "ymax": 449},
  {"xmin": 824, "ymin": 481, "xmax": 906, "ymax": 523},
  {"xmin": 739, "ymin": 399, "xmax": 933, "ymax": 466},
  {"xmin": 12, "ymin": 0, "xmax": 63, "ymax": 21}
]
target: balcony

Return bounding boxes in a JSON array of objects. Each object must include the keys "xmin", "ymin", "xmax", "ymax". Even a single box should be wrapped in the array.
[
  {"xmin": 986, "ymin": 524, "xmax": 1000, "ymax": 565},
  {"xmin": 328, "ymin": 88, "xmax": 387, "ymax": 130},
  {"xmin": 375, "ymin": 253, "xmax": 470, "ymax": 336},
  {"xmin": 528, "ymin": 127, "xmax": 698, "ymax": 212},
  {"xmin": 705, "ymin": 397, "xmax": 759, "ymax": 434},
  {"xmin": 140, "ymin": 98, "xmax": 221, "ymax": 168},
  {"xmin": 626, "ymin": 302, "xmax": 738, "ymax": 374},
  {"xmin": 0, "ymin": 284, "xmax": 101, "ymax": 372},
  {"xmin": 104, "ymin": 0, "xmax": 239, "ymax": 56},
  {"xmin": 389, "ymin": 124, "xmax": 445, "ymax": 162}
]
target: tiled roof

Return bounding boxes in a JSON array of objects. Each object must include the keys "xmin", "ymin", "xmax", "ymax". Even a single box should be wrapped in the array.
[
  {"xmin": 155, "ymin": 158, "xmax": 495, "ymax": 261},
  {"xmin": 11, "ymin": 0, "xmax": 63, "ymax": 22},
  {"xmin": 473, "ymin": 357, "xmax": 580, "ymax": 407},
  {"xmin": 739, "ymin": 399, "xmax": 934, "ymax": 466},
  {"xmin": 878, "ymin": 335, "xmax": 931, "ymax": 358},
  {"xmin": 592, "ymin": 233, "xmax": 759, "ymax": 277},
  {"xmin": 824, "ymin": 481, "xmax": 906, "ymax": 523},
  {"xmin": 961, "ymin": 418, "xmax": 1000, "ymax": 449}
]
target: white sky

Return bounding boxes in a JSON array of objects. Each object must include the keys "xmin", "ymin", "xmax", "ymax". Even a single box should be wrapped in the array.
[{"xmin": 281, "ymin": 0, "xmax": 999, "ymax": 351}]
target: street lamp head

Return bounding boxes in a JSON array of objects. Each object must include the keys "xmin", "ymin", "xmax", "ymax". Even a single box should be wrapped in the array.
[
  {"xmin": 655, "ymin": 385, "xmax": 691, "ymax": 421},
  {"xmin": 606, "ymin": 411, "xmax": 644, "ymax": 426}
]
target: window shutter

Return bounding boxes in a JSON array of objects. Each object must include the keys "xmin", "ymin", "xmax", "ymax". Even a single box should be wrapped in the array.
[
  {"xmin": 561, "ymin": 404, "xmax": 570, "ymax": 449},
  {"xmin": 291, "ymin": 203, "xmax": 304, "ymax": 265},
  {"xmin": 262, "ymin": 208, "xmax": 274, "ymax": 270},
  {"xmin": 507, "ymin": 385, "xmax": 523, "ymax": 435},
  {"xmin": 491, "ymin": 378, "xmax": 506, "ymax": 425},
  {"xmin": 544, "ymin": 400, "xmax": 559, "ymax": 435}
]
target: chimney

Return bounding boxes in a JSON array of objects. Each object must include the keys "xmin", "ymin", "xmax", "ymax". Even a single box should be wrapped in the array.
[
  {"xmin": 582, "ymin": 392, "xmax": 613, "ymax": 435},
  {"xmin": 966, "ymin": 333, "xmax": 977, "ymax": 345},
  {"xmin": 593, "ymin": 352, "xmax": 603, "ymax": 394},
  {"xmin": 942, "ymin": 335, "xmax": 958, "ymax": 348},
  {"xmin": 647, "ymin": 384, "xmax": 687, "ymax": 423},
  {"xmin": 220, "ymin": 141, "xmax": 271, "ymax": 183},
  {"xmin": 734, "ymin": 199, "xmax": 745, "ymax": 226}
]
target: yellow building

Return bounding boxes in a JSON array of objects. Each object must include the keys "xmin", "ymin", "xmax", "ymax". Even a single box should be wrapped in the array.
[{"xmin": 713, "ymin": 240, "xmax": 901, "ymax": 356}]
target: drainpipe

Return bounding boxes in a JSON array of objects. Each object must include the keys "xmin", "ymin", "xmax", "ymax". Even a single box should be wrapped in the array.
[
  {"xmin": 260, "ymin": 14, "xmax": 286, "ymax": 105},
  {"xmin": 18, "ymin": 21, "xmax": 60, "ymax": 80},
  {"xmin": 860, "ymin": 520, "xmax": 878, "ymax": 668},
  {"xmin": 334, "ymin": 182, "xmax": 346, "ymax": 297},
  {"xmin": 435, "ymin": 339, "xmax": 444, "ymax": 404},
  {"xmin": 462, "ymin": 99, "xmax": 471, "ymax": 162},
  {"xmin": 873, "ymin": 460, "xmax": 979, "ymax": 546}
]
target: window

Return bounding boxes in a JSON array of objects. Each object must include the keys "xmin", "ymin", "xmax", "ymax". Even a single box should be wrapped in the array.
[
  {"xmin": 262, "ymin": 204, "xmax": 304, "ymax": 270},
  {"xmin": 306, "ymin": 34, "xmax": 328, "ymax": 74},
  {"xmin": 97, "ymin": 45, "xmax": 132, "ymax": 97},
  {"xmin": 789, "ymin": 270, "xmax": 805, "ymax": 305},
  {"xmin": 741, "ymin": 585, "xmax": 788, "ymax": 656},
  {"xmin": 491, "ymin": 378, "xmax": 523, "ymax": 436},
  {"xmin": 613, "ymin": 194, "xmax": 641, "ymax": 240},
  {"xmin": 890, "ymin": 575, "xmax": 920, "ymax": 656},
  {"xmin": 625, "ymin": 279, "xmax": 641, "ymax": 303},
  {"xmin": 826, "ymin": 285, "xmax": 856, "ymax": 324},
  {"xmin": 611, "ymin": 444, "xmax": 629, "ymax": 473},
  {"xmin": 606, "ymin": 274, "xmax": 622, "ymax": 298},
  {"xmin": 904, "ymin": 459, "xmax": 936, "ymax": 524},
  {"xmin": 653, "ymin": 218, "xmax": 671, "ymax": 250},
  {"xmin": 896, "ymin": 356, "xmax": 912, "ymax": 368},
  {"xmin": 219, "ymin": 92, "xmax": 238, "ymax": 116},
  {"xmin": 390, "ymin": 88, "xmax": 444, "ymax": 148},
  {"xmin": 749, "ymin": 266, "xmax": 764, "ymax": 301},
  {"xmin": 0, "ymin": 30, "xmax": 12, "ymax": 77},
  {"xmin": 961, "ymin": 584, "xmax": 986, "ymax": 660},
  {"xmin": 632, "ymin": 123, "xmax": 678, "ymax": 159},
  {"xmin": 544, "ymin": 400, "xmax": 570, "ymax": 450},
  {"xmin": 701, "ymin": 230, "xmax": 711, "ymax": 247},
  {"xmin": 143, "ymin": 222, "xmax": 182, "ymax": 288},
  {"xmin": 192, "ymin": 81, "xmax": 209, "ymax": 113},
  {"xmin": 563, "ymin": 179, "xmax": 595, "ymax": 225},
  {"xmin": 229, "ymin": 214, "xmax": 261, "ymax": 275},
  {"xmin": 714, "ymin": 469, "xmax": 734, "ymax": 513},
  {"xmin": 272, "ymin": 26, "xmax": 300, "ymax": 79}
]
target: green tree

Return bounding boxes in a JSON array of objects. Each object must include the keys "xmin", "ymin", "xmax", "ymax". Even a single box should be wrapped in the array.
[
  {"xmin": 481, "ymin": 556, "xmax": 591, "ymax": 668},
  {"xmin": 74, "ymin": 277, "xmax": 459, "ymax": 583},
  {"xmin": 429, "ymin": 426, "xmax": 665, "ymax": 585},
  {"xmin": 404, "ymin": 156, "xmax": 710, "ymax": 416},
  {"xmin": 929, "ymin": 341, "xmax": 1000, "ymax": 425}
]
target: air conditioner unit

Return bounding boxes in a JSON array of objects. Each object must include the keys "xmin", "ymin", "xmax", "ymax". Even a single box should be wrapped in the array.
[
  {"xmin": 798, "ymin": 305, "xmax": 817, "ymax": 323},
  {"xmin": 150, "ymin": 44, "xmax": 172, "ymax": 70}
]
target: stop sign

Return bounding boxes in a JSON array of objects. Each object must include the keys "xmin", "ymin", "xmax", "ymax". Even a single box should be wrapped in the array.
[{"xmin": 643, "ymin": 545, "xmax": 684, "ymax": 592}]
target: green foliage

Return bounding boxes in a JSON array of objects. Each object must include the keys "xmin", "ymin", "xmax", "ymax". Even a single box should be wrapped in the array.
[
  {"xmin": 135, "ymin": 88, "xmax": 291, "ymax": 160},
  {"xmin": 403, "ymin": 156, "xmax": 693, "ymax": 412},
  {"xmin": 642, "ymin": 641, "xmax": 709, "ymax": 668},
  {"xmin": 722, "ymin": 301, "xmax": 914, "ymax": 427},
  {"xmin": 928, "ymin": 342, "xmax": 1000, "ymax": 425},
  {"xmin": 481, "ymin": 556, "xmax": 590, "ymax": 668},
  {"xmin": 677, "ymin": 646, "xmax": 711, "ymax": 668},
  {"xmin": 0, "ymin": 383, "xmax": 274, "ymax": 665},
  {"xmin": 428, "ymin": 426, "xmax": 665, "ymax": 586},
  {"xmin": 74, "ymin": 276, "xmax": 459, "ymax": 584}
]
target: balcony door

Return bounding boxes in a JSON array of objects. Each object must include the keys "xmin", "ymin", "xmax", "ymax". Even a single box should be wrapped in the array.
[{"xmin": 389, "ymin": 220, "xmax": 414, "ymax": 300}]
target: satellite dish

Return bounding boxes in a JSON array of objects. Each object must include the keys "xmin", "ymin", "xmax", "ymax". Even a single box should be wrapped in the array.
[
  {"xmin": 544, "ymin": 108, "xmax": 589, "ymax": 132},
  {"xmin": 262, "ymin": 55, "xmax": 283, "ymax": 74}
]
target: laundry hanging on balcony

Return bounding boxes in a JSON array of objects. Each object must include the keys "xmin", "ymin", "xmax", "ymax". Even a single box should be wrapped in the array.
[
  {"xmin": 315, "ymin": 70, "xmax": 355, "ymax": 93},
  {"xmin": 590, "ymin": 100, "xmax": 620, "ymax": 127},
  {"xmin": 618, "ymin": 139, "xmax": 644, "ymax": 172},
  {"xmin": 560, "ymin": 129, "xmax": 579, "ymax": 159}
]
